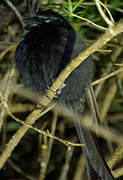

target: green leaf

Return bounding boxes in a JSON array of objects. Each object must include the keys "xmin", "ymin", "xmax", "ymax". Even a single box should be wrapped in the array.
[
  {"xmin": 68, "ymin": 0, "xmax": 73, "ymax": 13},
  {"xmin": 72, "ymin": 0, "xmax": 84, "ymax": 12}
]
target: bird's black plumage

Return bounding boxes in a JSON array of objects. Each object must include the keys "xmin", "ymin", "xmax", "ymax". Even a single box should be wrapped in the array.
[{"xmin": 14, "ymin": 2, "xmax": 114, "ymax": 180}]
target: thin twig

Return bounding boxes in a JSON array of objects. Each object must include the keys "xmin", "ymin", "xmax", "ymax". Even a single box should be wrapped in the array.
[
  {"xmin": 0, "ymin": 68, "xmax": 16, "ymax": 132},
  {"xmin": 8, "ymin": 159, "xmax": 36, "ymax": 180},
  {"xmin": 95, "ymin": 0, "xmax": 114, "ymax": 26},
  {"xmin": 4, "ymin": 0, "xmax": 24, "ymax": 29},
  {"xmin": 38, "ymin": 111, "xmax": 58, "ymax": 180},
  {"xmin": 73, "ymin": 154, "xmax": 86, "ymax": 180},
  {"xmin": 72, "ymin": 13, "xmax": 106, "ymax": 31},
  {"xmin": 92, "ymin": 67, "xmax": 123, "ymax": 86},
  {"xmin": 97, "ymin": 0, "xmax": 114, "ymax": 23},
  {"xmin": 6, "ymin": 105, "xmax": 82, "ymax": 148},
  {"xmin": 94, "ymin": 62, "xmax": 112, "ymax": 97},
  {"xmin": 0, "ymin": 44, "xmax": 16, "ymax": 61},
  {"xmin": 59, "ymin": 145, "xmax": 74, "ymax": 180},
  {"xmin": 100, "ymin": 79, "xmax": 118, "ymax": 122}
]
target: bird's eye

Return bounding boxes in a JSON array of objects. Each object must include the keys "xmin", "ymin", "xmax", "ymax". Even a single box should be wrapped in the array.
[{"xmin": 43, "ymin": 19, "xmax": 51, "ymax": 23}]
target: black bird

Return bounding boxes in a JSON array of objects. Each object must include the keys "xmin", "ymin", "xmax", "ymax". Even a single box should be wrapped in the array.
[{"xmin": 14, "ymin": 0, "xmax": 114, "ymax": 179}]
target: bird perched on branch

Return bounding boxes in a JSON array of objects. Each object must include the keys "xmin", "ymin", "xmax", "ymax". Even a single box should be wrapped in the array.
[{"xmin": 14, "ymin": 0, "xmax": 114, "ymax": 179}]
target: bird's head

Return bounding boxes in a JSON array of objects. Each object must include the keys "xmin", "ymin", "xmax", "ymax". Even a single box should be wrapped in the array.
[{"xmin": 24, "ymin": 0, "xmax": 71, "ymax": 29}]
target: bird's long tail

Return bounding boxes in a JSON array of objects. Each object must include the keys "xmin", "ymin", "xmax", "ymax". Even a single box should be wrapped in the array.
[{"xmin": 73, "ymin": 85, "xmax": 114, "ymax": 180}]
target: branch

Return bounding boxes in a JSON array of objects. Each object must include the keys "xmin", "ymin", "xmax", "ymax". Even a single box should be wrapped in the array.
[{"xmin": 4, "ymin": 0, "xmax": 24, "ymax": 29}]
